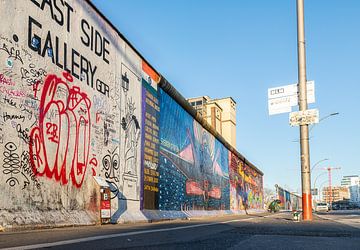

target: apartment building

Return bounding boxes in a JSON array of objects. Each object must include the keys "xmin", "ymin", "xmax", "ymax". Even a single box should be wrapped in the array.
[{"xmin": 187, "ymin": 96, "xmax": 237, "ymax": 148}]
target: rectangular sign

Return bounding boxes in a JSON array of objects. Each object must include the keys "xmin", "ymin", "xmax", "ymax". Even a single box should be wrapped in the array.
[
  {"xmin": 268, "ymin": 81, "xmax": 315, "ymax": 115},
  {"xmin": 289, "ymin": 109, "xmax": 319, "ymax": 126},
  {"xmin": 311, "ymin": 188, "xmax": 318, "ymax": 196},
  {"xmin": 101, "ymin": 209, "xmax": 111, "ymax": 218},
  {"xmin": 268, "ymin": 97, "xmax": 292, "ymax": 115},
  {"xmin": 268, "ymin": 84, "xmax": 297, "ymax": 99}
]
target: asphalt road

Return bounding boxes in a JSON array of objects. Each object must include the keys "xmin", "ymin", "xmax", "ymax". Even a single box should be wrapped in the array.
[{"xmin": 1, "ymin": 211, "xmax": 360, "ymax": 250}]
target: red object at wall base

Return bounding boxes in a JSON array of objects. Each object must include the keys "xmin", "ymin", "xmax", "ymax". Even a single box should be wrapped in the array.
[{"xmin": 302, "ymin": 193, "xmax": 313, "ymax": 221}]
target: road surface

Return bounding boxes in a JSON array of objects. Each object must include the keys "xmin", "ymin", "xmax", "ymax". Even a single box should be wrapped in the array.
[{"xmin": 1, "ymin": 211, "xmax": 359, "ymax": 249}]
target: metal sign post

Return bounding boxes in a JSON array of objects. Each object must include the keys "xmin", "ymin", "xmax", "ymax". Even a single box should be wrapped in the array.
[{"xmin": 297, "ymin": 0, "xmax": 313, "ymax": 221}]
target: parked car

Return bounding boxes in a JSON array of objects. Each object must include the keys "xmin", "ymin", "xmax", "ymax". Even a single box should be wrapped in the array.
[{"xmin": 315, "ymin": 202, "xmax": 329, "ymax": 212}]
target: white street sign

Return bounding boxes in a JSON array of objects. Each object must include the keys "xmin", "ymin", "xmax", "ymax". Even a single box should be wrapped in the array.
[
  {"xmin": 268, "ymin": 84, "xmax": 297, "ymax": 99},
  {"xmin": 268, "ymin": 81, "xmax": 315, "ymax": 115},
  {"xmin": 289, "ymin": 109, "xmax": 319, "ymax": 126},
  {"xmin": 268, "ymin": 97, "xmax": 292, "ymax": 115}
]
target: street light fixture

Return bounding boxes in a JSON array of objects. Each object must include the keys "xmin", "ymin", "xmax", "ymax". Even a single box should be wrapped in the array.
[
  {"xmin": 292, "ymin": 112, "xmax": 339, "ymax": 142},
  {"xmin": 311, "ymin": 158, "xmax": 329, "ymax": 172},
  {"xmin": 313, "ymin": 172, "xmax": 327, "ymax": 201},
  {"xmin": 309, "ymin": 112, "xmax": 339, "ymax": 133}
]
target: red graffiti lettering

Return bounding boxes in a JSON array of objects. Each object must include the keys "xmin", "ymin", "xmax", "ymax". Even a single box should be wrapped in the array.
[
  {"xmin": 45, "ymin": 122, "xmax": 59, "ymax": 143},
  {"xmin": 29, "ymin": 72, "xmax": 91, "ymax": 188},
  {"xmin": 32, "ymin": 80, "xmax": 41, "ymax": 98},
  {"xmin": 0, "ymin": 73, "xmax": 16, "ymax": 86},
  {"xmin": 90, "ymin": 157, "xmax": 98, "ymax": 176},
  {"xmin": 96, "ymin": 112, "xmax": 101, "ymax": 123}
]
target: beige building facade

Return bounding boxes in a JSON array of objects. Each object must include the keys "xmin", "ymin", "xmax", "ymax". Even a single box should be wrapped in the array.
[
  {"xmin": 187, "ymin": 96, "xmax": 237, "ymax": 148},
  {"xmin": 322, "ymin": 186, "xmax": 350, "ymax": 204}
]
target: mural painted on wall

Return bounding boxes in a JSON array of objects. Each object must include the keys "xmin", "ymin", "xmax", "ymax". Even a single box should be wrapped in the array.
[
  {"xmin": 141, "ymin": 61, "xmax": 160, "ymax": 210},
  {"xmin": 144, "ymin": 89, "xmax": 230, "ymax": 211},
  {"xmin": 229, "ymin": 152, "xmax": 263, "ymax": 210},
  {"xmin": 0, "ymin": 0, "xmax": 143, "ymax": 213},
  {"xmin": 275, "ymin": 185, "xmax": 301, "ymax": 210}
]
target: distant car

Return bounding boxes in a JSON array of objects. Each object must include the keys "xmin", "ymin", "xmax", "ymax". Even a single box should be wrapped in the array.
[
  {"xmin": 332, "ymin": 204, "xmax": 340, "ymax": 210},
  {"xmin": 315, "ymin": 202, "xmax": 329, "ymax": 212}
]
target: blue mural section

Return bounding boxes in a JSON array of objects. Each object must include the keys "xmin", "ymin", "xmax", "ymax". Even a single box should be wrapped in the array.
[{"xmin": 157, "ymin": 89, "xmax": 230, "ymax": 211}]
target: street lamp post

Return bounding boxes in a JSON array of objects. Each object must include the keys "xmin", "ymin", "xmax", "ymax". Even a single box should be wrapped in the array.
[
  {"xmin": 311, "ymin": 159, "xmax": 329, "ymax": 204},
  {"xmin": 313, "ymin": 172, "xmax": 327, "ymax": 202}
]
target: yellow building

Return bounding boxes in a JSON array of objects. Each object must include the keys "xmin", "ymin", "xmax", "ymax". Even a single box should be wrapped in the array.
[{"xmin": 187, "ymin": 96, "xmax": 237, "ymax": 148}]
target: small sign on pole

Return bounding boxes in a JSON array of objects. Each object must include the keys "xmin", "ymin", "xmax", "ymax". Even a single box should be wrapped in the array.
[
  {"xmin": 268, "ymin": 81, "xmax": 315, "ymax": 115},
  {"xmin": 289, "ymin": 109, "xmax": 319, "ymax": 126},
  {"xmin": 311, "ymin": 188, "xmax": 318, "ymax": 196}
]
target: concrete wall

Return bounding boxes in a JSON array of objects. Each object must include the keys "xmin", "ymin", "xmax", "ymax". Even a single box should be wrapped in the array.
[
  {"xmin": 0, "ymin": 0, "xmax": 146, "ymax": 228},
  {"xmin": 275, "ymin": 185, "xmax": 301, "ymax": 211},
  {"xmin": 0, "ymin": 0, "xmax": 263, "ymax": 229}
]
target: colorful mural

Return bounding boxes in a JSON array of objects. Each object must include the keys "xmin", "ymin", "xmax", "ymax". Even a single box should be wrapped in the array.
[
  {"xmin": 276, "ymin": 185, "xmax": 302, "ymax": 210},
  {"xmin": 141, "ymin": 89, "xmax": 264, "ymax": 212},
  {"xmin": 229, "ymin": 152, "xmax": 263, "ymax": 210},
  {"xmin": 155, "ymin": 89, "xmax": 230, "ymax": 211}
]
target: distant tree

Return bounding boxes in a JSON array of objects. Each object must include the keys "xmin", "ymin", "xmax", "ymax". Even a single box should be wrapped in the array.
[{"xmin": 264, "ymin": 187, "xmax": 276, "ymax": 205}]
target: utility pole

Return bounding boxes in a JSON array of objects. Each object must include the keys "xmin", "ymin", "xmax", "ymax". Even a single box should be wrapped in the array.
[{"xmin": 296, "ymin": 0, "xmax": 312, "ymax": 221}]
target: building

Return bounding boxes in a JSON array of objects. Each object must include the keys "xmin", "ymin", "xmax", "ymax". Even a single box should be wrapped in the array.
[
  {"xmin": 322, "ymin": 186, "xmax": 350, "ymax": 204},
  {"xmin": 187, "ymin": 96, "xmax": 237, "ymax": 148},
  {"xmin": 341, "ymin": 175, "xmax": 360, "ymax": 205}
]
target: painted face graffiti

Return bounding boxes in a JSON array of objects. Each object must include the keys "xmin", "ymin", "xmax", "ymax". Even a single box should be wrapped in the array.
[
  {"xmin": 102, "ymin": 147, "xmax": 121, "ymax": 199},
  {"xmin": 29, "ymin": 71, "xmax": 91, "ymax": 188}
]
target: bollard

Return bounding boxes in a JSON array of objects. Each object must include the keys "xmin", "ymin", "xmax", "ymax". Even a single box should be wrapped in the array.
[{"xmin": 293, "ymin": 211, "xmax": 301, "ymax": 222}]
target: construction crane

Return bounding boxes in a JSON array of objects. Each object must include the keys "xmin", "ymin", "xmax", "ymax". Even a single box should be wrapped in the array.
[{"xmin": 322, "ymin": 167, "xmax": 341, "ymax": 208}]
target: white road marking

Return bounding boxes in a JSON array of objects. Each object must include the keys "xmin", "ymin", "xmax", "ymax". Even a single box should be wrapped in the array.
[
  {"xmin": 2, "ymin": 217, "xmax": 255, "ymax": 250},
  {"xmin": 316, "ymin": 214, "xmax": 360, "ymax": 229}
]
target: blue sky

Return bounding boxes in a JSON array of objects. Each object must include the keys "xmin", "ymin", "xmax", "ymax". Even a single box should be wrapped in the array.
[{"xmin": 92, "ymin": 0, "xmax": 360, "ymax": 193}]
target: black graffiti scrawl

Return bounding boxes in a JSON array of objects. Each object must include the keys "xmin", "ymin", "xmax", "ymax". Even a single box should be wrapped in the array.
[
  {"xmin": 102, "ymin": 147, "xmax": 120, "ymax": 199},
  {"xmin": 3, "ymin": 142, "xmax": 20, "ymax": 187}
]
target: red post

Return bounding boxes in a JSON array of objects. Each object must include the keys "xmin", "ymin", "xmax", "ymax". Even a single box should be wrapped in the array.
[{"xmin": 328, "ymin": 167, "xmax": 332, "ymax": 208}]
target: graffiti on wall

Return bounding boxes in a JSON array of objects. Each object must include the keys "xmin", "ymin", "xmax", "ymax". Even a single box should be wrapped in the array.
[
  {"xmin": 26, "ymin": 1, "xmax": 111, "ymax": 97},
  {"xmin": 98, "ymin": 63, "xmax": 142, "ymax": 201},
  {"xmin": 2, "ymin": 141, "xmax": 41, "ymax": 190},
  {"xmin": 3, "ymin": 142, "xmax": 21, "ymax": 187},
  {"xmin": 229, "ymin": 152, "xmax": 263, "ymax": 210},
  {"xmin": 0, "ymin": 0, "xmax": 264, "ymax": 220},
  {"xmin": 1, "ymin": 0, "xmax": 141, "ymax": 201},
  {"xmin": 276, "ymin": 185, "xmax": 301, "ymax": 210},
  {"xmin": 102, "ymin": 146, "xmax": 120, "ymax": 199},
  {"xmin": 141, "ymin": 60, "xmax": 161, "ymax": 209},
  {"xmin": 29, "ymin": 71, "xmax": 94, "ymax": 188},
  {"xmin": 0, "ymin": 32, "xmax": 44, "ymax": 192},
  {"xmin": 142, "ymin": 89, "xmax": 230, "ymax": 211},
  {"xmin": 141, "ymin": 88, "xmax": 264, "ymax": 212}
]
